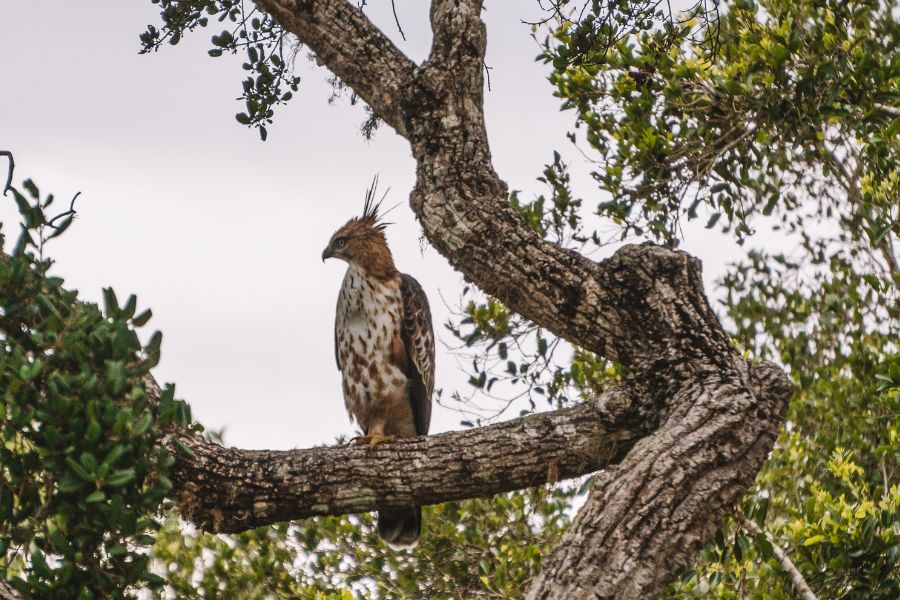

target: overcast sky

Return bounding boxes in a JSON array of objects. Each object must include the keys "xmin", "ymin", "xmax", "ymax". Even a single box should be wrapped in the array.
[{"xmin": 0, "ymin": 1, "xmax": 763, "ymax": 450}]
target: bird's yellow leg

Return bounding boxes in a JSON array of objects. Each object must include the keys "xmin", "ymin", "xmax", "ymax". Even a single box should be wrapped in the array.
[
  {"xmin": 366, "ymin": 433, "xmax": 395, "ymax": 448},
  {"xmin": 354, "ymin": 422, "xmax": 395, "ymax": 448}
]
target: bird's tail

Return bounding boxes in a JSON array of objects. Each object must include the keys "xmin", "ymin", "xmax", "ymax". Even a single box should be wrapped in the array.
[{"xmin": 377, "ymin": 505, "xmax": 421, "ymax": 549}]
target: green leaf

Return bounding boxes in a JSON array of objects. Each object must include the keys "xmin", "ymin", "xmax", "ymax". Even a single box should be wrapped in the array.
[
  {"xmin": 754, "ymin": 497, "xmax": 770, "ymax": 526},
  {"xmin": 871, "ymin": 224, "xmax": 891, "ymax": 246},
  {"xmin": 23, "ymin": 179, "xmax": 40, "ymax": 199},
  {"xmin": 105, "ymin": 469, "xmax": 136, "ymax": 488},
  {"xmin": 146, "ymin": 330, "xmax": 163, "ymax": 355},
  {"xmin": 172, "ymin": 438, "xmax": 197, "ymax": 460},
  {"xmin": 57, "ymin": 475, "xmax": 84, "ymax": 493},
  {"xmin": 132, "ymin": 308, "xmax": 153, "ymax": 327},
  {"xmin": 734, "ymin": 533, "xmax": 750, "ymax": 562},
  {"xmin": 47, "ymin": 215, "xmax": 74, "ymax": 239},
  {"xmin": 803, "ymin": 535, "xmax": 825, "ymax": 546},
  {"xmin": 756, "ymin": 532, "xmax": 774, "ymax": 561},
  {"xmin": 18, "ymin": 359, "xmax": 43, "ymax": 381},
  {"xmin": 65, "ymin": 457, "xmax": 94, "ymax": 482},
  {"xmin": 85, "ymin": 419, "xmax": 102, "ymax": 444},
  {"xmin": 102, "ymin": 287, "xmax": 119, "ymax": 317},
  {"xmin": 770, "ymin": 43, "xmax": 787, "ymax": 64},
  {"xmin": 156, "ymin": 475, "xmax": 173, "ymax": 492},
  {"xmin": 85, "ymin": 490, "xmax": 105, "ymax": 503},
  {"xmin": 121, "ymin": 294, "xmax": 137, "ymax": 320},
  {"xmin": 133, "ymin": 411, "xmax": 153, "ymax": 436},
  {"xmin": 79, "ymin": 452, "xmax": 99, "ymax": 473},
  {"xmin": 106, "ymin": 361, "xmax": 127, "ymax": 395}
]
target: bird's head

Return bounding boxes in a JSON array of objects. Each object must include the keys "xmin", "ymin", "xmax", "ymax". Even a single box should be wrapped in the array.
[{"xmin": 322, "ymin": 177, "xmax": 396, "ymax": 277}]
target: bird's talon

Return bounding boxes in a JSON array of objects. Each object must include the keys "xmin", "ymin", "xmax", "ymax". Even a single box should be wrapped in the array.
[{"xmin": 367, "ymin": 433, "xmax": 395, "ymax": 448}]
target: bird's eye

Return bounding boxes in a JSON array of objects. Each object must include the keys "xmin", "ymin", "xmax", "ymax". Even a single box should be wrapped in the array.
[{"xmin": 335, "ymin": 237, "xmax": 347, "ymax": 248}]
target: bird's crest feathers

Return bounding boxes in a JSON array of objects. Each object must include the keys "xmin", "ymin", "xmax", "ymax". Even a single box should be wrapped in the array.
[
  {"xmin": 324, "ymin": 175, "xmax": 398, "ymax": 279},
  {"xmin": 358, "ymin": 175, "xmax": 391, "ymax": 232}
]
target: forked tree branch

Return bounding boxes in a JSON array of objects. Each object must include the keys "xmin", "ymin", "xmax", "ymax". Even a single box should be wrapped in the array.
[{"xmin": 146, "ymin": 1, "xmax": 793, "ymax": 598}]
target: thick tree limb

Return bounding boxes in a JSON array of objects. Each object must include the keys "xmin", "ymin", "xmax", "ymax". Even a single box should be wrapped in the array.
[
  {"xmin": 163, "ymin": 360, "xmax": 788, "ymax": 539},
  {"xmin": 164, "ymin": 384, "xmax": 639, "ymax": 533},
  {"xmin": 254, "ymin": 0, "xmax": 416, "ymax": 136}
]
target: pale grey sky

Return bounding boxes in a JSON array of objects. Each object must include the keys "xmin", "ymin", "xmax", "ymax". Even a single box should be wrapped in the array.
[{"xmin": 0, "ymin": 1, "xmax": 761, "ymax": 450}]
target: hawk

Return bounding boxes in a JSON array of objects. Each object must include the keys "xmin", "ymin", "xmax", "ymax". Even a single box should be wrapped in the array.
[{"xmin": 321, "ymin": 180, "xmax": 435, "ymax": 548}]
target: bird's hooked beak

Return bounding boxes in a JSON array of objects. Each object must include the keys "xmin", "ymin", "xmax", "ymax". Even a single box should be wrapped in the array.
[{"xmin": 321, "ymin": 246, "xmax": 333, "ymax": 262}]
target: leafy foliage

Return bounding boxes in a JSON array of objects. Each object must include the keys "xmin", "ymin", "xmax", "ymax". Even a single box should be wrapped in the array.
[
  {"xmin": 152, "ymin": 486, "xmax": 575, "ymax": 599},
  {"xmin": 541, "ymin": 0, "xmax": 898, "ymax": 245},
  {"xmin": 140, "ymin": 0, "xmax": 301, "ymax": 141},
  {"xmin": 153, "ymin": 519, "xmax": 345, "ymax": 599},
  {"xmin": 0, "ymin": 181, "xmax": 192, "ymax": 596}
]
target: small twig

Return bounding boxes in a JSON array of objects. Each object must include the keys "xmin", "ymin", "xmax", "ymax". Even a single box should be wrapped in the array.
[
  {"xmin": 874, "ymin": 102, "xmax": 900, "ymax": 118},
  {"xmin": 1, "ymin": 150, "xmax": 13, "ymax": 196},
  {"xmin": 390, "ymin": 0, "xmax": 406, "ymax": 41},
  {"xmin": 740, "ymin": 515, "xmax": 818, "ymax": 600},
  {"xmin": 483, "ymin": 62, "xmax": 493, "ymax": 91},
  {"xmin": 47, "ymin": 191, "xmax": 80, "ymax": 229}
]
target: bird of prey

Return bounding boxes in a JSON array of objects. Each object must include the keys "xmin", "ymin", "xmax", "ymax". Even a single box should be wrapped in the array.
[{"xmin": 321, "ymin": 179, "xmax": 435, "ymax": 548}]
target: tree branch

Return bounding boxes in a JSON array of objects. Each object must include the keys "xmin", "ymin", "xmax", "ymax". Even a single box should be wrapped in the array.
[
  {"xmin": 162, "ymin": 381, "xmax": 640, "ymax": 533},
  {"xmin": 740, "ymin": 515, "xmax": 818, "ymax": 600},
  {"xmin": 405, "ymin": 2, "xmax": 738, "ymax": 378},
  {"xmin": 1, "ymin": 150, "xmax": 14, "ymax": 197},
  {"xmin": 0, "ymin": 581, "xmax": 26, "ymax": 600},
  {"xmin": 160, "ymin": 360, "xmax": 788, "ymax": 540},
  {"xmin": 874, "ymin": 102, "xmax": 900, "ymax": 118},
  {"xmin": 254, "ymin": 0, "xmax": 417, "ymax": 136}
]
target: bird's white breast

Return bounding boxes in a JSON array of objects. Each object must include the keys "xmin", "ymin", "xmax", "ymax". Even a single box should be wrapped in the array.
[{"xmin": 335, "ymin": 265, "xmax": 406, "ymax": 426}]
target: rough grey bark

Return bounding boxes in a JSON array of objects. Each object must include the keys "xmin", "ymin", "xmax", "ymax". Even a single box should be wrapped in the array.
[
  {"xmin": 161, "ymin": 1, "xmax": 794, "ymax": 598},
  {"xmin": 160, "ymin": 349, "xmax": 784, "ymax": 539},
  {"xmin": 162, "ymin": 382, "xmax": 639, "ymax": 533},
  {"xmin": 527, "ymin": 364, "xmax": 792, "ymax": 598}
]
